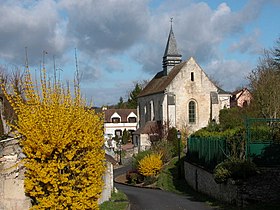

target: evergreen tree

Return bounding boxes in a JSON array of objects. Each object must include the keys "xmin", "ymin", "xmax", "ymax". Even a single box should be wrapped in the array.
[
  {"xmin": 127, "ymin": 83, "xmax": 142, "ymax": 109},
  {"xmin": 117, "ymin": 96, "xmax": 126, "ymax": 108}
]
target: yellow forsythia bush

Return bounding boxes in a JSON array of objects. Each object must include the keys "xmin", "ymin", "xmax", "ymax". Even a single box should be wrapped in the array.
[
  {"xmin": 1, "ymin": 69, "xmax": 105, "ymax": 210},
  {"xmin": 138, "ymin": 153, "xmax": 163, "ymax": 177}
]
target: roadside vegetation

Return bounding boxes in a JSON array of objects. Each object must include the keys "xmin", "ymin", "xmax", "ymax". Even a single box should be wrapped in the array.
[
  {"xmin": 99, "ymin": 190, "xmax": 129, "ymax": 210},
  {"xmin": 126, "ymin": 126, "xmax": 184, "ymax": 186},
  {"xmin": 1, "ymin": 68, "xmax": 105, "ymax": 209}
]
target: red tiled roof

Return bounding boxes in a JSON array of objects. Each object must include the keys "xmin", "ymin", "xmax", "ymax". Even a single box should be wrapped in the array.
[{"xmin": 104, "ymin": 109, "xmax": 137, "ymax": 123}]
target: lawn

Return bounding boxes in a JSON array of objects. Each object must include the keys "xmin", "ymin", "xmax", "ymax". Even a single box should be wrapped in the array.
[{"xmin": 99, "ymin": 190, "xmax": 129, "ymax": 210}]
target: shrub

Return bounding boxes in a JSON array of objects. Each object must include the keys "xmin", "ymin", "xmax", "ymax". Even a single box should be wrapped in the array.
[
  {"xmin": 126, "ymin": 170, "xmax": 143, "ymax": 184},
  {"xmin": 151, "ymin": 140, "xmax": 172, "ymax": 163},
  {"xmin": 214, "ymin": 158, "xmax": 257, "ymax": 183},
  {"xmin": 122, "ymin": 129, "xmax": 130, "ymax": 144},
  {"xmin": 167, "ymin": 127, "xmax": 183, "ymax": 157},
  {"xmin": 132, "ymin": 150, "xmax": 152, "ymax": 170},
  {"xmin": 225, "ymin": 127, "xmax": 246, "ymax": 159},
  {"xmin": 138, "ymin": 153, "xmax": 163, "ymax": 177},
  {"xmin": 2, "ymin": 69, "xmax": 105, "ymax": 209},
  {"xmin": 213, "ymin": 166, "xmax": 231, "ymax": 183}
]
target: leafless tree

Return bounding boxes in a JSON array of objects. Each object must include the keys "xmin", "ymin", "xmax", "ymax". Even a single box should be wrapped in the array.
[
  {"xmin": 0, "ymin": 66, "xmax": 24, "ymax": 135},
  {"xmin": 248, "ymin": 50, "xmax": 280, "ymax": 119}
]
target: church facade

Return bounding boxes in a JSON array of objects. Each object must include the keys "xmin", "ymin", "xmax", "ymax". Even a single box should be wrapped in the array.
[{"xmin": 134, "ymin": 24, "xmax": 231, "ymax": 151}]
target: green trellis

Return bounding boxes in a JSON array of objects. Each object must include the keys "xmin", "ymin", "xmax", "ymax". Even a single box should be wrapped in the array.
[{"xmin": 245, "ymin": 118, "xmax": 280, "ymax": 159}]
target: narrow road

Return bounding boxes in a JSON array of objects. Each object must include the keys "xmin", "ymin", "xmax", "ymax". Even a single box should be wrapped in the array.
[{"xmin": 114, "ymin": 166, "xmax": 215, "ymax": 210}]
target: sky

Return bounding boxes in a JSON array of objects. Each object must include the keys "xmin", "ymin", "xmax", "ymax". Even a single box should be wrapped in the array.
[{"xmin": 0, "ymin": 0, "xmax": 280, "ymax": 106}]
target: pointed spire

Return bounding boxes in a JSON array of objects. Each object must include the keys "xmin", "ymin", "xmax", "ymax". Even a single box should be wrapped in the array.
[{"xmin": 162, "ymin": 18, "xmax": 182, "ymax": 75}]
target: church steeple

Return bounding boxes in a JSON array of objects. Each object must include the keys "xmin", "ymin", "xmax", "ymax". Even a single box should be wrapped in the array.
[{"xmin": 162, "ymin": 18, "xmax": 182, "ymax": 75}]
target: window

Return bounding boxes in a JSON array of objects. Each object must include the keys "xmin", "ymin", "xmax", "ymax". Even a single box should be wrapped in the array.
[
  {"xmin": 243, "ymin": 101, "xmax": 248, "ymax": 107},
  {"xmin": 191, "ymin": 72, "xmax": 194, "ymax": 81},
  {"xmin": 128, "ymin": 117, "xmax": 136, "ymax": 123},
  {"xmin": 150, "ymin": 100, "xmax": 154, "ymax": 121},
  {"xmin": 115, "ymin": 129, "xmax": 122, "ymax": 137},
  {"xmin": 189, "ymin": 101, "xmax": 196, "ymax": 123},
  {"xmin": 112, "ymin": 117, "xmax": 120, "ymax": 123}
]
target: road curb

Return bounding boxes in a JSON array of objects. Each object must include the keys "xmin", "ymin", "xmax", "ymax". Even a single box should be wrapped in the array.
[{"xmin": 114, "ymin": 174, "xmax": 162, "ymax": 191}]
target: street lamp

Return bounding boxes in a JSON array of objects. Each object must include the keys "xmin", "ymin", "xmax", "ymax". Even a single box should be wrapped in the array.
[
  {"xmin": 177, "ymin": 130, "xmax": 181, "ymax": 179},
  {"xmin": 119, "ymin": 139, "xmax": 122, "ymax": 165}
]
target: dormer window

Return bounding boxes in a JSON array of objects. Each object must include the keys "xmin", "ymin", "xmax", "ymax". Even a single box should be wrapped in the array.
[
  {"xmin": 128, "ymin": 117, "xmax": 136, "ymax": 123},
  {"xmin": 191, "ymin": 72, "xmax": 194, "ymax": 81},
  {"xmin": 112, "ymin": 117, "xmax": 120, "ymax": 123}
]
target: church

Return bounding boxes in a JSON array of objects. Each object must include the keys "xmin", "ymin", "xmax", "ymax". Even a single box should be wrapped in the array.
[{"xmin": 133, "ymin": 23, "xmax": 231, "ymax": 151}]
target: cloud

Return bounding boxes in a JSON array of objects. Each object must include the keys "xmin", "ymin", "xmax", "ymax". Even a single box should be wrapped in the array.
[
  {"xmin": 0, "ymin": 0, "xmax": 68, "ymax": 65},
  {"xmin": 131, "ymin": 0, "xmax": 269, "ymax": 75},
  {"xmin": 81, "ymin": 80, "xmax": 134, "ymax": 106},
  {"xmin": 0, "ymin": 0, "xmax": 277, "ymax": 106},
  {"xmin": 61, "ymin": 0, "xmax": 149, "ymax": 56},
  {"xmin": 0, "ymin": 0, "xmax": 270, "ymax": 71},
  {"xmin": 229, "ymin": 30, "xmax": 263, "ymax": 54},
  {"xmin": 205, "ymin": 59, "xmax": 253, "ymax": 91}
]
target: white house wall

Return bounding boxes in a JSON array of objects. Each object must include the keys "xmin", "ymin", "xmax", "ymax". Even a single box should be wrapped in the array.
[{"xmin": 104, "ymin": 122, "xmax": 137, "ymax": 139}]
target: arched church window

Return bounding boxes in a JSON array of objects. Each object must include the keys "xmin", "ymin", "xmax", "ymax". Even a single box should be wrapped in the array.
[{"xmin": 189, "ymin": 101, "xmax": 196, "ymax": 123}]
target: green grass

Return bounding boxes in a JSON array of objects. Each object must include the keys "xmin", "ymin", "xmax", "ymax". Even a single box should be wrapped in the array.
[
  {"xmin": 99, "ymin": 190, "xmax": 129, "ymax": 210},
  {"xmin": 156, "ymin": 156, "xmax": 280, "ymax": 210}
]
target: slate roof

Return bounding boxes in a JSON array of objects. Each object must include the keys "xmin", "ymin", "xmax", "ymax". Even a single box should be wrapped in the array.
[
  {"xmin": 217, "ymin": 87, "xmax": 231, "ymax": 95},
  {"xmin": 138, "ymin": 57, "xmax": 230, "ymax": 98},
  {"xmin": 138, "ymin": 61, "xmax": 187, "ymax": 98},
  {"xmin": 133, "ymin": 121, "xmax": 161, "ymax": 135},
  {"xmin": 163, "ymin": 26, "xmax": 181, "ymax": 57},
  {"xmin": 104, "ymin": 109, "xmax": 137, "ymax": 123}
]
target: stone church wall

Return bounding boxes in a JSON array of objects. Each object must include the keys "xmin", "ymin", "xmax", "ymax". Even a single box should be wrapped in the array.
[
  {"xmin": 138, "ymin": 93, "xmax": 165, "ymax": 127},
  {"xmin": 168, "ymin": 58, "xmax": 218, "ymax": 132}
]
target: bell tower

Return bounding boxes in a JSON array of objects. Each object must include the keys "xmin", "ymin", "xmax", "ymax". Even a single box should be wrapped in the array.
[{"xmin": 162, "ymin": 18, "xmax": 182, "ymax": 75}]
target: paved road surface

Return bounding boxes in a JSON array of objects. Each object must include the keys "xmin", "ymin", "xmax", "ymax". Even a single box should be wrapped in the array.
[{"xmin": 114, "ymin": 166, "xmax": 215, "ymax": 210}]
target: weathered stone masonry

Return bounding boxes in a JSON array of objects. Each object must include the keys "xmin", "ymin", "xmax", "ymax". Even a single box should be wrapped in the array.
[
  {"xmin": 184, "ymin": 161, "xmax": 280, "ymax": 206},
  {"xmin": 0, "ymin": 138, "xmax": 31, "ymax": 210}
]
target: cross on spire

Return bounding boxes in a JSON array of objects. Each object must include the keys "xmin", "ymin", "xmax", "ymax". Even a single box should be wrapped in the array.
[{"xmin": 170, "ymin": 17, "xmax": 173, "ymax": 28}]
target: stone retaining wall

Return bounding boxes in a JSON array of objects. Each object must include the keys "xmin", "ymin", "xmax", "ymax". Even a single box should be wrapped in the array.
[
  {"xmin": 184, "ymin": 161, "xmax": 238, "ymax": 204},
  {"xmin": 0, "ymin": 139, "xmax": 31, "ymax": 210},
  {"xmin": 184, "ymin": 161, "xmax": 280, "ymax": 206}
]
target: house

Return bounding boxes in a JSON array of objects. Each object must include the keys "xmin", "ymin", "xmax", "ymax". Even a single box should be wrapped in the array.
[
  {"xmin": 230, "ymin": 88, "xmax": 252, "ymax": 108},
  {"xmin": 104, "ymin": 108, "xmax": 137, "ymax": 142},
  {"xmin": 134, "ymin": 24, "xmax": 231, "ymax": 151}
]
